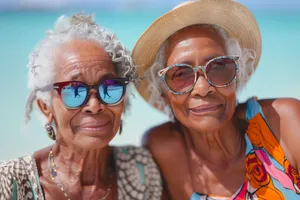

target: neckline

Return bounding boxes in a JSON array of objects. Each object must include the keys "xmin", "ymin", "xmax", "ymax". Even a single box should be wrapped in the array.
[{"xmin": 30, "ymin": 146, "xmax": 118, "ymax": 200}]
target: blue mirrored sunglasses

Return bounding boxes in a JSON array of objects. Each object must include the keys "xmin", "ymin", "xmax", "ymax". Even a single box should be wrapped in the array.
[{"xmin": 50, "ymin": 78, "xmax": 129, "ymax": 109}]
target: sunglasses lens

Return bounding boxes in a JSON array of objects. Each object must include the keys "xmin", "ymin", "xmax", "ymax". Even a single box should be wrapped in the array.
[
  {"xmin": 99, "ymin": 79, "xmax": 124, "ymax": 105},
  {"xmin": 206, "ymin": 57, "xmax": 237, "ymax": 86},
  {"xmin": 165, "ymin": 65, "xmax": 195, "ymax": 93},
  {"xmin": 61, "ymin": 82, "xmax": 87, "ymax": 108}
]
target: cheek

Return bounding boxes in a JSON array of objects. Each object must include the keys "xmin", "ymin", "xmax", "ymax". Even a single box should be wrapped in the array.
[
  {"xmin": 52, "ymin": 98, "xmax": 77, "ymax": 130},
  {"xmin": 109, "ymin": 102, "xmax": 125, "ymax": 131},
  {"xmin": 167, "ymin": 93, "xmax": 190, "ymax": 118},
  {"xmin": 220, "ymin": 83, "xmax": 237, "ymax": 101},
  {"xmin": 217, "ymin": 84, "xmax": 237, "ymax": 116}
]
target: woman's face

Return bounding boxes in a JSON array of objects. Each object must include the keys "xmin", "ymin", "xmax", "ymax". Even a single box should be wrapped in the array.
[
  {"xmin": 164, "ymin": 26, "xmax": 237, "ymax": 132},
  {"xmin": 40, "ymin": 40, "xmax": 124, "ymax": 149}
]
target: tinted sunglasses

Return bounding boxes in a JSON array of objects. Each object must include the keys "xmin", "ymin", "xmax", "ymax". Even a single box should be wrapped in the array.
[
  {"xmin": 158, "ymin": 55, "xmax": 239, "ymax": 95},
  {"xmin": 50, "ymin": 78, "xmax": 129, "ymax": 109}
]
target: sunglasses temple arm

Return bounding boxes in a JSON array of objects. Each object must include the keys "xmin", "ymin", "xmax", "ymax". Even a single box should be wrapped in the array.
[
  {"xmin": 232, "ymin": 55, "xmax": 239, "ymax": 61},
  {"xmin": 39, "ymin": 84, "xmax": 56, "ymax": 92}
]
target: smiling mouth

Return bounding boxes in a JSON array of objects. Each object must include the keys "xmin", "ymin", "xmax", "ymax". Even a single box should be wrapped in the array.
[
  {"xmin": 189, "ymin": 104, "xmax": 222, "ymax": 115},
  {"xmin": 79, "ymin": 121, "xmax": 111, "ymax": 132}
]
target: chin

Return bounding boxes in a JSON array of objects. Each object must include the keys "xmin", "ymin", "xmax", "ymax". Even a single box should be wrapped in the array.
[
  {"xmin": 74, "ymin": 137, "xmax": 112, "ymax": 150},
  {"xmin": 73, "ymin": 131, "xmax": 116, "ymax": 150},
  {"xmin": 188, "ymin": 115, "xmax": 227, "ymax": 132}
]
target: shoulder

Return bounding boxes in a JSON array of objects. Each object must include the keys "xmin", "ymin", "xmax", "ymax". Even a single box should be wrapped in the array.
[
  {"xmin": 262, "ymin": 98, "xmax": 300, "ymax": 117},
  {"xmin": 0, "ymin": 155, "xmax": 34, "ymax": 199},
  {"xmin": 142, "ymin": 122, "xmax": 175, "ymax": 144},
  {"xmin": 0, "ymin": 155, "xmax": 33, "ymax": 179},
  {"xmin": 142, "ymin": 122, "xmax": 185, "ymax": 158},
  {"xmin": 114, "ymin": 145, "xmax": 156, "ymax": 165},
  {"xmin": 114, "ymin": 146, "xmax": 163, "ymax": 200},
  {"xmin": 237, "ymin": 97, "xmax": 300, "ymax": 130},
  {"xmin": 257, "ymin": 98, "xmax": 300, "ymax": 137},
  {"xmin": 263, "ymin": 98, "xmax": 300, "ymax": 170},
  {"xmin": 114, "ymin": 146, "xmax": 160, "ymax": 175},
  {"xmin": 239, "ymin": 97, "xmax": 300, "ymax": 117}
]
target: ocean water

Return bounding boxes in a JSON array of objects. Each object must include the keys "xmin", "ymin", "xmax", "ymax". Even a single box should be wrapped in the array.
[{"xmin": 0, "ymin": 9, "xmax": 299, "ymax": 160}]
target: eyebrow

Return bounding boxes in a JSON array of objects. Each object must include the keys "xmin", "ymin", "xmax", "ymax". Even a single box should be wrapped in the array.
[
  {"xmin": 100, "ymin": 73, "xmax": 117, "ymax": 80},
  {"xmin": 68, "ymin": 71, "xmax": 81, "ymax": 81}
]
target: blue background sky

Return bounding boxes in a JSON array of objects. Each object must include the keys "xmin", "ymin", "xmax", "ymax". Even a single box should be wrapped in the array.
[{"xmin": 0, "ymin": 0, "xmax": 299, "ymax": 160}]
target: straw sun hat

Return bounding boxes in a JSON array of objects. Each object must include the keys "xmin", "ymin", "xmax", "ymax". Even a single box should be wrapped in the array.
[{"xmin": 132, "ymin": 0, "xmax": 262, "ymax": 109}]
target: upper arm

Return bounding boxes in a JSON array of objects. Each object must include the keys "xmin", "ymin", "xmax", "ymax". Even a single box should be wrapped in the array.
[
  {"xmin": 142, "ymin": 122, "xmax": 186, "ymax": 166},
  {"xmin": 261, "ymin": 98, "xmax": 300, "ymax": 173},
  {"xmin": 273, "ymin": 98, "xmax": 300, "ymax": 174},
  {"xmin": 142, "ymin": 124, "xmax": 164, "ymax": 148}
]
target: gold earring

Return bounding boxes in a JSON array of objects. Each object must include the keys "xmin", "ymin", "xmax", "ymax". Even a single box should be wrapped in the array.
[{"xmin": 45, "ymin": 123, "xmax": 56, "ymax": 140}]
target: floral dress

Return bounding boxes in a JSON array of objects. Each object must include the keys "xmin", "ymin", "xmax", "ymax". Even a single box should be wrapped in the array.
[
  {"xmin": 191, "ymin": 98, "xmax": 300, "ymax": 200},
  {"xmin": 0, "ymin": 146, "xmax": 162, "ymax": 200}
]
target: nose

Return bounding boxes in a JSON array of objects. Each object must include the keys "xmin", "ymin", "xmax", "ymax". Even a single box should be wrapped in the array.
[
  {"xmin": 82, "ymin": 91, "xmax": 105, "ymax": 114},
  {"xmin": 190, "ymin": 73, "xmax": 216, "ymax": 97}
]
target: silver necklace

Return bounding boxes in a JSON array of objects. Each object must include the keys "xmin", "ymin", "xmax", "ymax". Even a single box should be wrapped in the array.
[{"xmin": 48, "ymin": 149, "xmax": 112, "ymax": 200}]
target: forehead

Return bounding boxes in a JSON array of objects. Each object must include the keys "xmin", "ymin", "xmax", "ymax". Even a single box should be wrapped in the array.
[
  {"xmin": 167, "ymin": 26, "xmax": 225, "ymax": 52},
  {"xmin": 54, "ymin": 40, "xmax": 111, "ymax": 65},
  {"xmin": 53, "ymin": 40, "xmax": 115, "ymax": 79}
]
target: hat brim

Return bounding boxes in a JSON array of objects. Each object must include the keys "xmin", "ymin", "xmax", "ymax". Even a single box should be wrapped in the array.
[{"xmin": 132, "ymin": 0, "xmax": 262, "ymax": 111}]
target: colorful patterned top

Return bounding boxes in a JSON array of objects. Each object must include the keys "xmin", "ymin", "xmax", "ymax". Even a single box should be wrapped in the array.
[
  {"xmin": 191, "ymin": 98, "xmax": 300, "ymax": 200},
  {"xmin": 0, "ymin": 146, "xmax": 162, "ymax": 200}
]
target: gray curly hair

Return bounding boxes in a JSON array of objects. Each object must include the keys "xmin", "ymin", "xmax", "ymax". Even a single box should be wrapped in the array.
[
  {"xmin": 25, "ymin": 14, "xmax": 136, "ymax": 125},
  {"xmin": 144, "ymin": 24, "xmax": 256, "ymax": 120}
]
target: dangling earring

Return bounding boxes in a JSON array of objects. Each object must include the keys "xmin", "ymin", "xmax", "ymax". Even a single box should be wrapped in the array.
[
  {"xmin": 45, "ymin": 123, "xmax": 56, "ymax": 140},
  {"xmin": 119, "ymin": 120, "xmax": 123, "ymax": 135},
  {"xmin": 236, "ymin": 98, "xmax": 239, "ymax": 107}
]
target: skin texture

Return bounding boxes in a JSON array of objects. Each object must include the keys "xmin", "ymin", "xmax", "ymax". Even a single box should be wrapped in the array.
[
  {"xmin": 34, "ymin": 40, "xmax": 123, "ymax": 200},
  {"xmin": 143, "ymin": 26, "xmax": 300, "ymax": 200}
]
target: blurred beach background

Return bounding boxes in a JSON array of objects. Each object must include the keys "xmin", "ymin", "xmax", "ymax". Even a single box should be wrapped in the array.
[{"xmin": 0, "ymin": 0, "xmax": 299, "ymax": 160}]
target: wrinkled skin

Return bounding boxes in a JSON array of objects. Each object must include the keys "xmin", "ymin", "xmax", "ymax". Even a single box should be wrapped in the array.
[
  {"xmin": 35, "ymin": 40, "xmax": 123, "ymax": 200},
  {"xmin": 143, "ymin": 26, "xmax": 300, "ymax": 200}
]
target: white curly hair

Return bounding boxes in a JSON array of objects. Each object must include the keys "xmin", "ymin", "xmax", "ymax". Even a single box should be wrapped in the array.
[
  {"xmin": 25, "ymin": 13, "xmax": 137, "ymax": 125},
  {"xmin": 144, "ymin": 24, "xmax": 256, "ymax": 120}
]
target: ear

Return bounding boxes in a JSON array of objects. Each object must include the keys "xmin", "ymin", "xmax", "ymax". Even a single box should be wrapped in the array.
[{"xmin": 37, "ymin": 99, "xmax": 54, "ymax": 123}]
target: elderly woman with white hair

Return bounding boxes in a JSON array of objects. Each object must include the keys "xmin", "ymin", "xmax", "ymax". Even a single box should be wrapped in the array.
[
  {"xmin": 132, "ymin": 0, "xmax": 300, "ymax": 199},
  {"xmin": 0, "ymin": 14, "xmax": 163, "ymax": 200}
]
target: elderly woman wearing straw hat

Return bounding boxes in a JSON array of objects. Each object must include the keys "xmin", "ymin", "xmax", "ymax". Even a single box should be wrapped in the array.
[
  {"xmin": 132, "ymin": 0, "xmax": 300, "ymax": 199},
  {"xmin": 0, "ymin": 14, "xmax": 163, "ymax": 200}
]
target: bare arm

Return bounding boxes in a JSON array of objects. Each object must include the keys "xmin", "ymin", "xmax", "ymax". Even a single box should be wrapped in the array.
[{"xmin": 271, "ymin": 98, "xmax": 300, "ymax": 174}]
